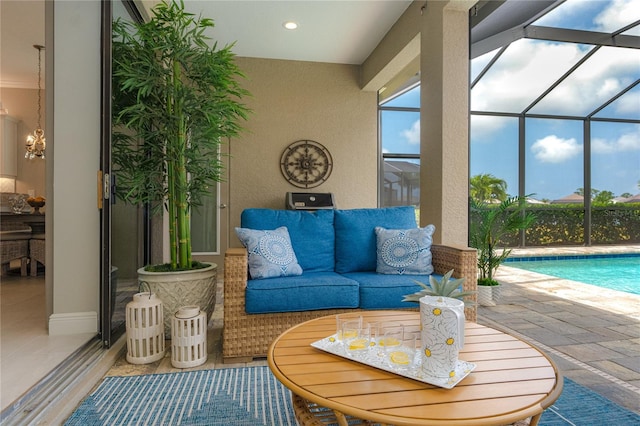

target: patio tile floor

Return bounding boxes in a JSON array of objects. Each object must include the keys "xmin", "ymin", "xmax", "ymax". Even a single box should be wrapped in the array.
[{"xmin": 481, "ymin": 245, "xmax": 640, "ymax": 415}]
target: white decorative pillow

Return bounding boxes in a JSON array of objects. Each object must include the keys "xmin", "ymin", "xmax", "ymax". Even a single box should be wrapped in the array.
[
  {"xmin": 235, "ymin": 226, "xmax": 303, "ymax": 279},
  {"xmin": 375, "ymin": 225, "xmax": 435, "ymax": 275}
]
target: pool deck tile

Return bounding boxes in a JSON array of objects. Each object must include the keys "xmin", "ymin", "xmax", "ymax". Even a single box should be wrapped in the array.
[
  {"xmin": 599, "ymin": 340, "xmax": 640, "ymax": 357},
  {"xmin": 608, "ymin": 324, "xmax": 640, "ymax": 338},
  {"xmin": 554, "ymin": 342, "xmax": 629, "ymax": 362},
  {"xmin": 590, "ymin": 359, "xmax": 640, "ymax": 380},
  {"xmin": 481, "ymin": 245, "xmax": 640, "ymax": 415},
  {"xmin": 570, "ymin": 330, "xmax": 632, "ymax": 344},
  {"xmin": 591, "ymin": 382, "xmax": 640, "ymax": 411},
  {"xmin": 610, "ymin": 356, "xmax": 640, "ymax": 374}
]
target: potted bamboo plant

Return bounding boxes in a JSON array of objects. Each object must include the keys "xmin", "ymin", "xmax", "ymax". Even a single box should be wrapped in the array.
[
  {"xmin": 469, "ymin": 196, "xmax": 535, "ymax": 306},
  {"xmin": 112, "ymin": 0, "xmax": 250, "ymax": 332}
]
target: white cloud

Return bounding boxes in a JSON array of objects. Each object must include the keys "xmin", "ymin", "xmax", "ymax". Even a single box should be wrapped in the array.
[
  {"xmin": 471, "ymin": 0, "xmax": 640, "ymax": 117},
  {"xmin": 592, "ymin": 131, "xmax": 640, "ymax": 153},
  {"xmin": 402, "ymin": 120, "xmax": 420, "ymax": 144},
  {"xmin": 531, "ymin": 135, "xmax": 583, "ymax": 163},
  {"xmin": 534, "ymin": 0, "xmax": 585, "ymax": 28},
  {"xmin": 612, "ymin": 91, "xmax": 640, "ymax": 115},
  {"xmin": 534, "ymin": 0, "xmax": 639, "ymax": 32},
  {"xmin": 470, "ymin": 115, "xmax": 511, "ymax": 140},
  {"xmin": 471, "ymin": 39, "xmax": 588, "ymax": 112},
  {"xmin": 594, "ymin": 0, "xmax": 640, "ymax": 32},
  {"xmin": 528, "ymin": 47, "xmax": 639, "ymax": 116}
]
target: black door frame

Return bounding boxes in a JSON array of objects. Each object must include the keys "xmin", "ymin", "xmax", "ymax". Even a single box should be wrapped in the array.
[{"xmin": 99, "ymin": 0, "xmax": 146, "ymax": 348}]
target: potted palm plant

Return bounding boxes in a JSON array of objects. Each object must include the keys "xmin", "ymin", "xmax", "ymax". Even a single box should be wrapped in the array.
[
  {"xmin": 469, "ymin": 196, "xmax": 536, "ymax": 306},
  {"xmin": 112, "ymin": 0, "xmax": 250, "ymax": 332}
]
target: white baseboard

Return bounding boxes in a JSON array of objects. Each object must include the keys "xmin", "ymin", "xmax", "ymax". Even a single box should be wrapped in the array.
[{"xmin": 49, "ymin": 312, "xmax": 98, "ymax": 335}]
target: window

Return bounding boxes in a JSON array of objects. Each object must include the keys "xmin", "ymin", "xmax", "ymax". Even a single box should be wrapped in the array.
[
  {"xmin": 379, "ymin": 86, "xmax": 421, "ymax": 214},
  {"xmin": 470, "ymin": 116, "xmax": 519, "ymax": 200},
  {"xmin": 379, "ymin": 0, "xmax": 639, "ymax": 246},
  {"xmin": 525, "ymin": 118, "xmax": 584, "ymax": 204},
  {"xmin": 467, "ymin": 0, "xmax": 640, "ymax": 246},
  {"xmin": 191, "ymin": 187, "xmax": 219, "ymax": 253}
]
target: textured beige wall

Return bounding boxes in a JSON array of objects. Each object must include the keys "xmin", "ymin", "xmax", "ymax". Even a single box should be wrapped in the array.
[
  {"xmin": 420, "ymin": 2, "xmax": 471, "ymax": 247},
  {"xmin": 228, "ymin": 58, "xmax": 378, "ymax": 244}
]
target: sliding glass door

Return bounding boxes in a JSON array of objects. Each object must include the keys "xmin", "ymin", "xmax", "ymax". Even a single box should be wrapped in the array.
[
  {"xmin": 99, "ymin": 0, "xmax": 146, "ymax": 348},
  {"xmin": 100, "ymin": 0, "xmax": 229, "ymax": 346}
]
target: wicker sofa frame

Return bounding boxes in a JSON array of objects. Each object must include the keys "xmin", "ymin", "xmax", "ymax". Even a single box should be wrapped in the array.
[{"xmin": 223, "ymin": 244, "xmax": 477, "ymax": 363}]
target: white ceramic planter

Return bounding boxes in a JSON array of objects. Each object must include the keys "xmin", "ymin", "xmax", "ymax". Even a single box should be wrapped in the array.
[
  {"xmin": 477, "ymin": 284, "xmax": 501, "ymax": 307},
  {"xmin": 137, "ymin": 262, "xmax": 217, "ymax": 336}
]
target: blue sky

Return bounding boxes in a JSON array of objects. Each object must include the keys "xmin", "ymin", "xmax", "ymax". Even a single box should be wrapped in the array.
[{"xmin": 382, "ymin": 0, "xmax": 640, "ymax": 202}]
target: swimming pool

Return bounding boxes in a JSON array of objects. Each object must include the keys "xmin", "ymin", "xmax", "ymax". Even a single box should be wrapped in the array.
[{"xmin": 505, "ymin": 254, "xmax": 640, "ymax": 295}]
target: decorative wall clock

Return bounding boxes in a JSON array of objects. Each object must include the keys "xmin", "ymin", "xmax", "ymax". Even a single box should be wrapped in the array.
[{"xmin": 280, "ymin": 140, "xmax": 333, "ymax": 188}]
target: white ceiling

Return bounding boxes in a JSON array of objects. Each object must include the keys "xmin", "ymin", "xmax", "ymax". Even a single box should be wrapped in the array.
[
  {"xmin": 0, "ymin": 0, "xmax": 562, "ymax": 91},
  {"xmin": 0, "ymin": 0, "xmax": 412, "ymax": 90},
  {"xmin": 172, "ymin": 0, "xmax": 413, "ymax": 65},
  {"xmin": 0, "ymin": 0, "xmax": 46, "ymax": 89}
]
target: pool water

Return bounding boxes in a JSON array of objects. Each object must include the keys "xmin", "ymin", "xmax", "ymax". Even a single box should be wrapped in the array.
[{"xmin": 505, "ymin": 255, "xmax": 640, "ymax": 295}]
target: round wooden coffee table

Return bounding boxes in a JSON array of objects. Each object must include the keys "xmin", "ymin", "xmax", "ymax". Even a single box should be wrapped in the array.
[{"xmin": 268, "ymin": 310, "xmax": 563, "ymax": 426}]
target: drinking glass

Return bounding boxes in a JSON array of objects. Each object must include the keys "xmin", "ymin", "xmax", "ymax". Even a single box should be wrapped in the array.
[
  {"xmin": 335, "ymin": 314, "xmax": 362, "ymax": 341},
  {"xmin": 343, "ymin": 322, "xmax": 372, "ymax": 357},
  {"xmin": 383, "ymin": 327, "xmax": 418, "ymax": 370}
]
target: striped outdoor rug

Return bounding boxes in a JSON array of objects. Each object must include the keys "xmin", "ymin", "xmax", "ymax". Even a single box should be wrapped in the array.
[
  {"xmin": 65, "ymin": 367, "xmax": 295, "ymax": 426},
  {"xmin": 65, "ymin": 366, "xmax": 640, "ymax": 425}
]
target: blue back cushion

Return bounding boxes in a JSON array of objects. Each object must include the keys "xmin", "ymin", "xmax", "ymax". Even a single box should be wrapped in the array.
[
  {"xmin": 334, "ymin": 206, "xmax": 418, "ymax": 273},
  {"xmin": 241, "ymin": 209, "xmax": 335, "ymax": 272}
]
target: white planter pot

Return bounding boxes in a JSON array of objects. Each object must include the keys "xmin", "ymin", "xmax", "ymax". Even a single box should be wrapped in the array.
[
  {"xmin": 137, "ymin": 262, "xmax": 217, "ymax": 336},
  {"xmin": 477, "ymin": 284, "xmax": 501, "ymax": 307}
]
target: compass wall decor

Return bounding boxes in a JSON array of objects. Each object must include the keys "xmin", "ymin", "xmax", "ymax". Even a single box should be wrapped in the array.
[{"xmin": 280, "ymin": 140, "xmax": 333, "ymax": 188}]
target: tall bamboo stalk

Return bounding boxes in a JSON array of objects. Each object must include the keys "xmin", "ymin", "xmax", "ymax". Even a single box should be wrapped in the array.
[{"xmin": 112, "ymin": 0, "xmax": 250, "ymax": 271}]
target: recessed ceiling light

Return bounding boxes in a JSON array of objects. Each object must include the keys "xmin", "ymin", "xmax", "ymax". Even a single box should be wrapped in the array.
[{"xmin": 283, "ymin": 21, "xmax": 298, "ymax": 30}]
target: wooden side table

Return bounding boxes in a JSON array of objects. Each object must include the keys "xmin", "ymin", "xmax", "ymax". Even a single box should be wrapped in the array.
[{"xmin": 268, "ymin": 311, "xmax": 563, "ymax": 426}]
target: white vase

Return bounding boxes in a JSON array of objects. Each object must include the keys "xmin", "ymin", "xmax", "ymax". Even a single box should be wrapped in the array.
[
  {"xmin": 137, "ymin": 262, "xmax": 217, "ymax": 336},
  {"xmin": 419, "ymin": 296, "xmax": 465, "ymax": 378}
]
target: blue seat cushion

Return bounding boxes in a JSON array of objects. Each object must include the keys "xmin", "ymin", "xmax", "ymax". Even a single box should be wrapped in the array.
[
  {"xmin": 245, "ymin": 272, "xmax": 359, "ymax": 314},
  {"xmin": 241, "ymin": 209, "xmax": 335, "ymax": 273},
  {"xmin": 334, "ymin": 206, "xmax": 418, "ymax": 274},
  {"xmin": 342, "ymin": 271, "xmax": 443, "ymax": 310}
]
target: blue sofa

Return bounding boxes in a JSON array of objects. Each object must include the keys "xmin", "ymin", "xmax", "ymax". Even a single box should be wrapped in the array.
[{"xmin": 223, "ymin": 206, "xmax": 477, "ymax": 362}]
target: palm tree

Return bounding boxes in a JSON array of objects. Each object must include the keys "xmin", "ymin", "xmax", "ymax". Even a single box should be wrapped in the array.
[{"xmin": 470, "ymin": 174, "xmax": 508, "ymax": 204}]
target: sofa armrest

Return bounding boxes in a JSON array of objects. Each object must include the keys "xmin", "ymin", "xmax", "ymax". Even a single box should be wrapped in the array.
[
  {"xmin": 224, "ymin": 247, "xmax": 249, "ymax": 317},
  {"xmin": 431, "ymin": 244, "xmax": 478, "ymax": 322}
]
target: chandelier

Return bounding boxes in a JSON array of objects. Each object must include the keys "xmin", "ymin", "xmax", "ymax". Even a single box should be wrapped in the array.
[{"xmin": 25, "ymin": 45, "xmax": 46, "ymax": 160}]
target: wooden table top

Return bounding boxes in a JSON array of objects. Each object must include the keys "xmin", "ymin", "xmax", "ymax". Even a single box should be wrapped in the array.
[{"xmin": 268, "ymin": 310, "xmax": 563, "ymax": 426}]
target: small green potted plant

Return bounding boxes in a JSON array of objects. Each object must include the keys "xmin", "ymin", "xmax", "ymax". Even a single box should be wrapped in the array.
[
  {"xmin": 469, "ymin": 196, "xmax": 536, "ymax": 306},
  {"xmin": 112, "ymin": 0, "xmax": 250, "ymax": 332},
  {"xmin": 402, "ymin": 270, "xmax": 476, "ymax": 307}
]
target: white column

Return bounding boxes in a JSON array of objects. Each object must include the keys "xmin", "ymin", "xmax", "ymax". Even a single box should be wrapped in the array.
[{"xmin": 420, "ymin": 1, "xmax": 474, "ymax": 246}]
